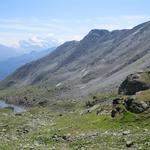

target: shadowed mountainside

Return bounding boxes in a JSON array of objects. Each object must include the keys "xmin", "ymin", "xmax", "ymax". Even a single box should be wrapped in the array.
[{"xmin": 0, "ymin": 47, "xmax": 55, "ymax": 80}]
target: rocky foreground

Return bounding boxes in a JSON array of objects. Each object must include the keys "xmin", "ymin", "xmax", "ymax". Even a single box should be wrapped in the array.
[{"xmin": 0, "ymin": 71, "xmax": 150, "ymax": 150}]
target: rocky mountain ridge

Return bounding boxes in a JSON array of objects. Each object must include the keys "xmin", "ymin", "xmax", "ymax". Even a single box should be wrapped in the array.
[{"xmin": 1, "ymin": 21, "xmax": 150, "ymax": 99}]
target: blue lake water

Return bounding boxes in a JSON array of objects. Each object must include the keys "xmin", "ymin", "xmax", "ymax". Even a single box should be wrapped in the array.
[{"xmin": 0, "ymin": 100, "xmax": 25, "ymax": 112}]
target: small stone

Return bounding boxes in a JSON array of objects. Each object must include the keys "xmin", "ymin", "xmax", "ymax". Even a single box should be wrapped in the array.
[
  {"xmin": 50, "ymin": 146, "xmax": 56, "ymax": 150},
  {"xmin": 126, "ymin": 141, "xmax": 134, "ymax": 147},
  {"xmin": 122, "ymin": 130, "xmax": 130, "ymax": 135},
  {"xmin": 34, "ymin": 141, "xmax": 39, "ymax": 146},
  {"xmin": 62, "ymin": 135, "xmax": 67, "ymax": 140},
  {"xmin": 140, "ymin": 101, "xmax": 148, "ymax": 109},
  {"xmin": 113, "ymin": 133, "xmax": 117, "ymax": 136},
  {"xmin": 145, "ymin": 142, "xmax": 150, "ymax": 146},
  {"xmin": 58, "ymin": 129, "xmax": 61, "ymax": 132},
  {"xmin": 52, "ymin": 134, "xmax": 58, "ymax": 139},
  {"xmin": 138, "ymin": 147, "xmax": 142, "ymax": 150},
  {"xmin": 144, "ymin": 129, "xmax": 148, "ymax": 132},
  {"xmin": 15, "ymin": 113, "xmax": 22, "ymax": 116},
  {"xmin": 122, "ymin": 138, "xmax": 126, "ymax": 142},
  {"xmin": 2, "ymin": 128, "xmax": 7, "ymax": 132}
]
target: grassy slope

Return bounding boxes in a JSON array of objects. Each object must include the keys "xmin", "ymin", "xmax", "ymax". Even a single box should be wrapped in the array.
[
  {"xmin": 139, "ymin": 71, "xmax": 150, "ymax": 85},
  {"xmin": 0, "ymin": 98, "xmax": 149, "ymax": 150},
  {"xmin": 0, "ymin": 79, "xmax": 149, "ymax": 150},
  {"xmin": 0, "ymin": 85, "xmax": 68, "ymax": 106}
]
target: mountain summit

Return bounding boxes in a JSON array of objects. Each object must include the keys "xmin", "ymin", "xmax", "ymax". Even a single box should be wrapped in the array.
[{"xmin": 1, "ymin": 21, "xmax": 150, "ymax": 99}]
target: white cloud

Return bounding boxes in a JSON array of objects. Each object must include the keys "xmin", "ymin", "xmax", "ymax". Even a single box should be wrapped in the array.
[{"xmin": 18, "ymin": 36, "xmax": 60, "ymax": 52}]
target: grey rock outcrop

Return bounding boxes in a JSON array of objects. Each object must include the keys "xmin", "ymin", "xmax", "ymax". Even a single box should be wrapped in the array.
[
  {"xmin": 112, "ymin": 71, "xmax": 150, "ymax": 116},
  {"xmin": 118, "ymin": 72, "xmax": 150, "ymax": 95},
  {"xmin": 124, "ymin": 97, "xmax": 149, "ymax": 113}
]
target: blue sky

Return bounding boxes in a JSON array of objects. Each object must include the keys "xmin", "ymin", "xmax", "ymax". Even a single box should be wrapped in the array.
[{"xmin": 0, "ymin": 0, "xmax": 150, "ymax": 50}]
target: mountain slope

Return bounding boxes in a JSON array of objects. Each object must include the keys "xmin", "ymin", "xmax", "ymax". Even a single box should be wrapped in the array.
[
  {"xmin": 1, "ymin": 21, "xmax": 150, "ymax": 99},
  {"xmin": 0, "ymin": 47, "xmax": 55, "ymax": 80}
]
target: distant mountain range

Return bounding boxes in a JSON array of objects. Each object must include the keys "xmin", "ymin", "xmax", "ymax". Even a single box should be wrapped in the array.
[
  {"xmin": 0, "ymin": 36, "xmax": 60, "ymax": 61},
  {"xmin": 1, "ymin": 21, "xmax": 150, "ymax": 99},
  {"xmin": 0, "ymin": 47, "xmax": 55, "ymax": 80},
  {"xmin": 0, "ymin": 44, "xmax": 21, "ymax": 61}
]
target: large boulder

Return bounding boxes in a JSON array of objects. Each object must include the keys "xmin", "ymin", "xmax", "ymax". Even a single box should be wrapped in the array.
[
  {"xmin": 111, "ymin": 96, "xmax": 150, "ymax": 117},
  {"xmin": 118, "ymin": 72, "xmax": 150, "ymax": 95},
  {"xmin": 111, "ymin": 71, "xmax": 150, "ymax": 117},
  {"xmin": 124, "ymin": 97, "xmax": 149, "ymax": 113}
]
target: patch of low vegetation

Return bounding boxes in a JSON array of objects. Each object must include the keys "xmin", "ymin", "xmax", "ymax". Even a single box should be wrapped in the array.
[
  {"xmin": 0, "ymin": 71, "xmax": 150, "ymax": 149},
  {"xmin": 0, "ymin": 97, "xmax": 150, "ymax": 150},
  {"xmin": 136, "ymin": 89, "xmax": 150, "ymax": 102},
  {"xmin": 86, "ymin": 91, "xmax": 117, "ymax": 107},
  {"xmin": 0, "ymin": 85, "xmax": 69, "ymax": 107},
  {"xmin": 139, "ymin": 71, "xmax": 150, "ymax": 84}
]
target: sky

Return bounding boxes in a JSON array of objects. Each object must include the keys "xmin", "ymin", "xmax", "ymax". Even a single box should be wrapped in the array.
[{"xmin": 0, "ymin": 0, "xmax": 150, "ymax": 52}]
